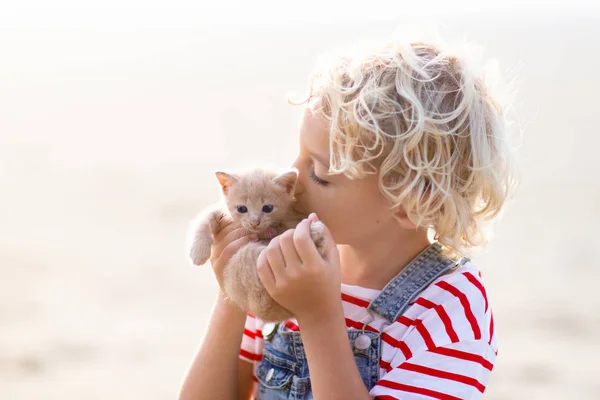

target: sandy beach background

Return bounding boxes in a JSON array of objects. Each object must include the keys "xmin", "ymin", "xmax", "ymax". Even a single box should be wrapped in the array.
[{"xmin": 1, "ymin": 2, "xmax": 599, "ymax": 399}]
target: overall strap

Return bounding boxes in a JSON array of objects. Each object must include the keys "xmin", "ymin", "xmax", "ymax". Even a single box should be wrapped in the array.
[{"xmin": 367, "ymin": 242, "xmax": 467, "ymax": 323}]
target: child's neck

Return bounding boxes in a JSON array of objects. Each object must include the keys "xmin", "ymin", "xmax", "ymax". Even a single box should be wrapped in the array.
[{"xmin": 338, "ymin": 227, "xmax": 431, "ymax": 291}]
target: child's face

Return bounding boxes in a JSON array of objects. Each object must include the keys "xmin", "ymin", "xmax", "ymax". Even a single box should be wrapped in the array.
[{"xmin": 292, "ymin": 107, "xmax": 401, "ymax": 245}]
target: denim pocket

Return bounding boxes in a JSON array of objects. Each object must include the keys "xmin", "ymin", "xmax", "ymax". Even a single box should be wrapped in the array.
[{"xmin": 255, "ymin": 352, "xmax": 297, "ymax": 390}]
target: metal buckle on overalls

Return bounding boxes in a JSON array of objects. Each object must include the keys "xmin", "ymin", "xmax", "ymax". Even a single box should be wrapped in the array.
[{"xmin": 261, "ymin": 322, "xmax": 279, "ymax": 341}]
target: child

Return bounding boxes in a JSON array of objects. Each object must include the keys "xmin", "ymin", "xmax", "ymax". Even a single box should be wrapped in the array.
[{"xmin": 179, "ymin": 34, "xmax": 516, "ymax": 400}]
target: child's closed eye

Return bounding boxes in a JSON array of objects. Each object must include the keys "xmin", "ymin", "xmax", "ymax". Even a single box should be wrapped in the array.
[{"xmin": 310, "ymin": 170, "xmax": 329, "ymax": 187}]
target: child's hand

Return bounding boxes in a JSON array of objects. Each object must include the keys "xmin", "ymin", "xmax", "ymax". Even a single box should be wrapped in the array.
[
  {"xmin": 209, "ymin": 223, "xmax": 258, "ymax": 293},
  {"xmin": 256, "ymin": 213, "xmax": 342, "ymax": 322}
]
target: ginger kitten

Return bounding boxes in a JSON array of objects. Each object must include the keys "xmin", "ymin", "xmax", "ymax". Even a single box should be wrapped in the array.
[{"xmin": 187, "ymin": 168, "xmax": 326, "ymax": 322}]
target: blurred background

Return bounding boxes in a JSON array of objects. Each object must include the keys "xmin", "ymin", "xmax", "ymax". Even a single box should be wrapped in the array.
[{"xmin": 1, "ymin": 1, "xmax": 599, "ymax": 399}]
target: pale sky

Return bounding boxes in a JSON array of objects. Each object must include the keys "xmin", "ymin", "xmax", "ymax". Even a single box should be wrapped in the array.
[{"xmin": 0, "ymin": 0, "xmax": 597, "ymax": 31}]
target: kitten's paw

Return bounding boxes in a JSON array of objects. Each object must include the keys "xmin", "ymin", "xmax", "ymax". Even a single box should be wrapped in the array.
[
  {"xmin": 309, "ymin": 221, "xmax": 327, "ymax": 256},
  {"xmin": 189, "ymin": 239, "xmax": 212, "ymax": 266}
]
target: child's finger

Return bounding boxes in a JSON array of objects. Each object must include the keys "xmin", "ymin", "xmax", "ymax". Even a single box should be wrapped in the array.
[
  {"xmin": 265, "ymin": 237, "xmax": 287, "ymax": 283},
  {"xmin": 279, "ymin": 229, "xmax": 302, "ymax": 267},
  {"xmin": 213, "ymin": 234, "xmax": 256, "ymax": 268},
  {"xmin": 212, "ymin": 213, "xmax": 235, "ymax": 237},
  {"xmin": 256, "ymin": 249, "xmax": 276, "ymax": 290},
  {"xmin": 213, "ymin": 227, "xmax": 253, "ymax": 259},
  {"xmin": 293, "ymin": 219, "xmax": 321, "ymax": 265}
]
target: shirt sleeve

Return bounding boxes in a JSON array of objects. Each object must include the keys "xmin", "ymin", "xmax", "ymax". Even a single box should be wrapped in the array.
[
  {"xmin": 370, "ymin": 339, "xmax": 496, "ymax": 399},
  {"xmin": 239, "ymin": 313, "xmax": 265, "ymax": 363}
]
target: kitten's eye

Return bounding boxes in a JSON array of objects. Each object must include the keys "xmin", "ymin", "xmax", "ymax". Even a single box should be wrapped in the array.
[
  {"xmin": 262, "ymin": 205, "xmax": 274, "ymax": 213},
  {"xmin": 237, "ymin": 206, "xmax": 248, "ymax": 213}
]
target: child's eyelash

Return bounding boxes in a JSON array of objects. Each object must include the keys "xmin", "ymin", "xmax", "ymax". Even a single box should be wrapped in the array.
[{"xmin": 310, "ymin": 170, "xmax": 329, "ymax": 186}]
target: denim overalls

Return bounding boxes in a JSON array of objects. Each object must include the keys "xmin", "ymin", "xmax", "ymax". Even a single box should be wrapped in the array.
[{"xmin": 254, "ymin": 241, "xmax": 468, "ymax": 399}]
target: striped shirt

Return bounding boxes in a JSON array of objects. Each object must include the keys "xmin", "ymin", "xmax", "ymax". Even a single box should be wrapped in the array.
[{"xmin": 240, "ymin": 261, "xmax": 497, "ymax": 399}]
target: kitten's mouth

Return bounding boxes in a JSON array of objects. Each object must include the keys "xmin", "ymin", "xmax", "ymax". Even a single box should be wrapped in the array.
[
  {"xmin": 261, "ymin": 227, "xmax": 279, "ymax": 239},
  {"xmin": 246, "ymin": 226, "xmax": 279, "ymax": 240}
]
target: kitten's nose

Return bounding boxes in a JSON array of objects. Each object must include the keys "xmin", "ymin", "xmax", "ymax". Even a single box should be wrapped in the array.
[{"xmin": 250, "ymin": 220, "xmax": 260, "ymax": 228}]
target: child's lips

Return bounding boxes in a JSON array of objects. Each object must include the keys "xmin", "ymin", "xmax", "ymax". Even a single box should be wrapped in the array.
[{"xmin": 293, "ymin": 208, "xmax": 310, "ymax": 219}]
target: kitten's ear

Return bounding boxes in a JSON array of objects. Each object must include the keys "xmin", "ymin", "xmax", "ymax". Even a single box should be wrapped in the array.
[
  {"xmin": 272, "ymin": 169, "xmax": 298, "ymax": 194},
  {"xmin": 215, "ymin": 171, "xmax": 239, "ymax": 194}
]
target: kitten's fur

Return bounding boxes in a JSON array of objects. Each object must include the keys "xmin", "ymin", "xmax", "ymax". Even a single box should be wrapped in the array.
[{"xmin": 186, "ymin": 168, "xmax": 327, "ymax": 322}]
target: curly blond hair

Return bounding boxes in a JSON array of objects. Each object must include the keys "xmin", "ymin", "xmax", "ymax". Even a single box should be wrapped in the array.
[{"xmin": 292, "ymin": 36, "xmax": 518, "ymax": 257}]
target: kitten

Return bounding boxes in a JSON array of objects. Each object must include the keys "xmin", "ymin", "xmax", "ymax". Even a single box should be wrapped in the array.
[{"xmin": 186, "ymin": 168, "xmax": 327, "ymax": 322}]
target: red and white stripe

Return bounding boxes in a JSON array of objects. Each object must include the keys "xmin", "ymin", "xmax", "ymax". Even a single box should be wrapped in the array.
[{"xmin": 239, "ymin": 262, "xmax": 497, "ymax": 399}]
